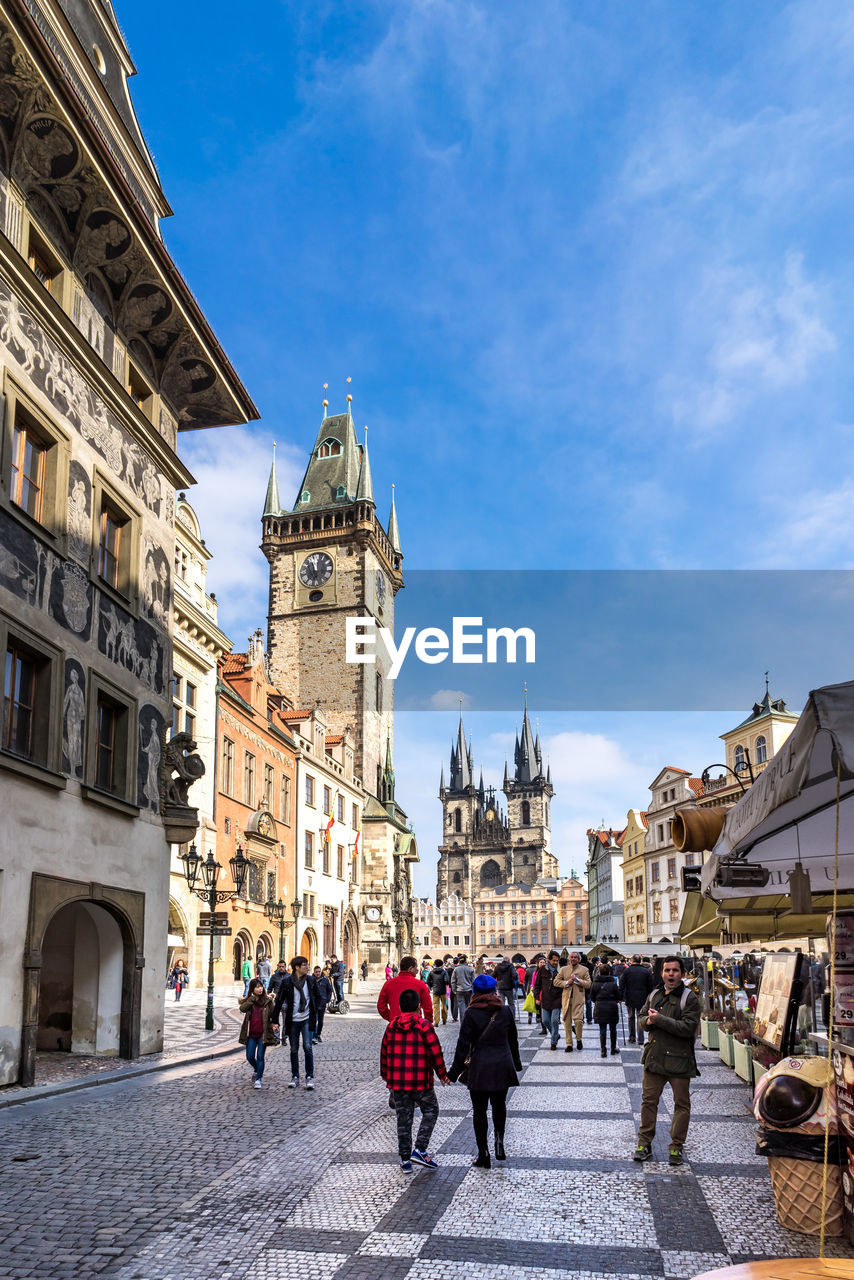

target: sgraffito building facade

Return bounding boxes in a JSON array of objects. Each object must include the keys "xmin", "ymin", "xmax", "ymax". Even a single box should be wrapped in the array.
[{"xmin": 0, "ymin": 0, "xmax": 255, "ymax": 1084}]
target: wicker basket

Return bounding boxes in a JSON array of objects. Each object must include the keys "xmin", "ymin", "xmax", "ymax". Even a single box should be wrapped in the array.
[{"xmin": 767, "ymin": 1156, "xmax": 844, "ymax": 1236}]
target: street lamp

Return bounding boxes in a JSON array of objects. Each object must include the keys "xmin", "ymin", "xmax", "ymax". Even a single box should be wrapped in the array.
[
  {"xmin": 181, "ymin": 840, "xmax": 249, "ymax": 1032},
  {"xmin": 380, "ymin": 921, "xmax": 391, "ymax": 961},
  {"xmin": 264, "ymin": 895, "xmax": 302, "ymax": 962}
]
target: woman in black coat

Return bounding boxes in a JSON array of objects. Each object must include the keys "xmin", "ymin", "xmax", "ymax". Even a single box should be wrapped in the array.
[
  {"xmin": 591, "ymin": 963, "xmax": 621, "ymax": 1057},
  {"xmin": 448, "ymin": 974, "xmax": 523, "ymax": 1168}
]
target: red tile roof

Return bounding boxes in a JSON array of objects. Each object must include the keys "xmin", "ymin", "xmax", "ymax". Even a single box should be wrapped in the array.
[
  {"xmin": 662, "ymin": 766, "xmax": 691, "ymax": 775},
  {"xmin": 222, "ymin": 653, "xmax": 246, "ymax": 675},
  {"xmin": 281, "ymin": 710, "xmax": 313, "ymax": 721},
  {"xmin": 325, "ymin": 734, "xmax": 343, "ymax": 746},
  {"xmin": 640, "ymin": 812, "xmax": 649, "ymax": 828},
  {"xmin": 688, "ymin": 778, "xmax": 704, "ymax": 797}
]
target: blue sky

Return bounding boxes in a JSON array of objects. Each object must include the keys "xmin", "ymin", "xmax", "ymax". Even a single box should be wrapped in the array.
[{"xmin": 120, "ymin": 0, "xmax": 854, "ymax": 896}]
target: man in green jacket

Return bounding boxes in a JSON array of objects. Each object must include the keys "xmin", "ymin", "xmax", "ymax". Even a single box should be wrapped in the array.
[{"xmin": 633, "ymin": 955, "xmax": 700, "ymax": 1167}]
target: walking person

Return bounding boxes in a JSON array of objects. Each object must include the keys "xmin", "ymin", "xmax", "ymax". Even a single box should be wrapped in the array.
[
  {"xmin": 493, "ymin": 956, "xmax": 516, "ymax": 1011},
  {"xmin": 241, "ymin": 954, "xmax": 254, "ymax": 997},
  {"xmin": 238, "ymin": 978, "xmax": 276, "ymax": 1089},
  {"xmin": 172, "ymin": 961, "xmax": 188, "ymax": 1001},
  {"xmin": 532, "ymin": 957, "xmax": 547, "ymax": 1033},
  {"xmin": 313, "ymin": 965, "xmax": 332, "ymax": 1043},
  {"xmin": 533, "ymin": 950, "xmax": 563, "ymax": 1048},
  {"xmin": 620, "ymin": 955, "xmax": 654, "ymax": 1045},
  {"xmin": 451, "ymin": 954, "xmax": 475, "ymax": 1020},
  {"xmin": 448, "ymin": 974, "xmax": 523, "ymax": 1168},
  {"xmin": 257, "ymin": 954, "xmax": 272, "ymax": 988},
  {"xmin": 554, "ymin": 951, "xmax": 591, "ymax": 1052},
  {"xmin": 427, "ymin": 958, "xmax": 449, "ymax": 1025},
  {"xmin": 591, "ymin": 963, "xmax": 621, "ymax": 1057},
  {"xmin": 381, "ymin": 988, "xmax": 449, "ymax": 1172},
  {"xmin": 268, "ymin": 959, "xmax": 288, "ymax": 997},
  {"xmin": 446, "ymin": 960, "xmax": 458, "ymax": 1022},
  {"xmin": 633, "ymin": 956, "xmax": 701, "ymax": 1166},
  {"xmin": 377, "ymin": 956, "xmax": 433, "ymax": 1023},
  {"xmin": 271, "ymin": 956, "xmax": 320, "ymax": 1091},
  {"xmin": 361, "ymin": 960, "xmax": 369, "ymax": 982}
]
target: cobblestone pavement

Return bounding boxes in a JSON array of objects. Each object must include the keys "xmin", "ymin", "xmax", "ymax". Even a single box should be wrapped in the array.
[{"xmin": 1, "ymin": 1002, "xmax": 852, "ymax": 1279}]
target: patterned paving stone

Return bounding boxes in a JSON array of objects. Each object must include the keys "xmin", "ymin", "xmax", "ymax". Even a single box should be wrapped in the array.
[
  {"xmin": 356, "ymin": 1233, "xmax": 428, "ymax": 1257},
  {"xmin": 697, "ymin": 1175, "xmax": 854, "ymax": 1258},
  {"xmin": 661, "ymin": 1251, "xmax": 731, "ymax": 1278},
  {"xmin": 283, "ymin": 1162, "xmax": 410, "ymax": 1232},
  {"xmin": 523, "ymin": 1065, "xmax": 623, "ymax": 1083},
  {"xmin": 684, "ymin": 1121, "xmax": 764, "ymax": 1164},
  {"xmin": 253, "ymin": 1250, "xmax": 349, "ymax": 1280},
  {"xmin": 689, "ymin": 1088, "xmax": 754, "ymax": 1117},
  {"xmin": 507, "ymin": 1085, "xmax": 631, "ymax": 1112}
]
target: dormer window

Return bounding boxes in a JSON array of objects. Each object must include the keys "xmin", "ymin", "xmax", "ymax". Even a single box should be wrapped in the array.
[
  {"xmin": 300, "ymin": 490, "xmax": 310, "ymax": 504},
  {"xmin": 335, "ymin": 485, "xmax": 346, "ymax": 499},
  {"xmin": 317, "ymin": 439, "xmax": 342, "ymax": 459}
]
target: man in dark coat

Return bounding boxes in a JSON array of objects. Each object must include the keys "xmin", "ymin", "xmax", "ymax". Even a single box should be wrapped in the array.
[
  {"xmin": 493, "ymin": 957, "xmax": 516, "ymax": 1009},
  {"xmin": 620, "ymin": 955, "xmax": 655, "ymax": 1045},
  {"xmin": 533, "ymin": 950, "xmax": 563, "ymax": 1049},
  {"xmin": 271, "ymin": 955, "xmax": 321, "ymax": 1090},
  {"xmin": 312, "ymin": 965, "xmax": 333, "ymax": 1043},
  {"xmin": 448, "ymin": 974, "xmax": 523, "ymax": 1167},
  {"xmin": 634, "ymin": 956, "xmax": 701, "ymax": 1167}
]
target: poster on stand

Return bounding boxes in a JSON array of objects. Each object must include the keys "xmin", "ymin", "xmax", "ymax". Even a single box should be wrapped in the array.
[{"xmin": 753, "ymin": 952, "xmax": 804, "ymax": 1053}]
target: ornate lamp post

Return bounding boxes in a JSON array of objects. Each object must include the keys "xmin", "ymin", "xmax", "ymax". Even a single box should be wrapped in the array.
[
  {"xmin": 380, "ymin": 921, "xmax": 391, "ymax": 962},
  {"xmin": 181, "ymin": 840, "xmax": 249, "ymax": 1032},
  {"xmin": 264, "ymin": 895, "xmax": 302, "ymax": 962}
]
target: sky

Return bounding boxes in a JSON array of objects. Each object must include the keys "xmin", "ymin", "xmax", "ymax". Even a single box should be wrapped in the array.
[{"xmin": 117, "ymin": 0, "xmax": 854, "ymax": 897}]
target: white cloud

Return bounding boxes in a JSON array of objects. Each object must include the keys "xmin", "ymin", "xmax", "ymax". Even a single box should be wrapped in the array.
[
  {"xmin": 429, "ymin": 689, "xmax": 473, "ymax": 710},
  {"xmin": 758, "ymin": 480, "xmax": 854, "ymax": 568},
  {"xmin": 177, "ymin": 427, "xmax": 304, "ymax": 645}
]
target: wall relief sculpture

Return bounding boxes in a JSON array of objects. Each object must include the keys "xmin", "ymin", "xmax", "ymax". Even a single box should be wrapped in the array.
[
  {"xmin": 62, "ymin": 658, "xmax": 85, "ymax": 777},
  {"xmin": 137, "ymin": 705, "xmax": 164, "ymax": 812},
  {"xmin": 96, "ymin": 594, "xmax": 163, "ymax": 695},
  {"xmin": 0, "ymin": 509, "xmax": 92, "ymax": 640}
]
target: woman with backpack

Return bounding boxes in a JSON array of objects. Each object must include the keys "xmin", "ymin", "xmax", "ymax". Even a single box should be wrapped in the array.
[
  {"xmin": 591, "ymin": 962, "xmax": 621, "ymax": 1057},
  {"xmin": 447, "ymin": 974, "xmax": 523, "ymax": 1168}
]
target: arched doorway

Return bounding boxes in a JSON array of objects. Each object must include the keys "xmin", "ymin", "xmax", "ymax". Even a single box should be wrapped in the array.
[
  {"xmin": 257, "ymin": 932, "xmax": 274, "ymax": 962},
  {"xmin": 166, "ymin": 898, "xmax": 189, "ymax": 976},
  {"xmin": 233, "ymin": 930, "xmax": 254, "ymax": 981},
  {"xmin": 38, "ymin": 901, "xmax": 125, "ymax": 1057},
  {"xmin": 299, "ymin": 928, "xmax": 317, "ymax": 966},
  {"xmin": 342, "ymin": 910, "xmax": 359, "ymax": 971}
]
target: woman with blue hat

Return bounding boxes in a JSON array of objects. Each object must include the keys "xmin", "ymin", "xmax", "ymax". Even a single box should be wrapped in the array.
[{"xmin": 448, "ymin": 973, "xmax": 523, "ymax": 1168}]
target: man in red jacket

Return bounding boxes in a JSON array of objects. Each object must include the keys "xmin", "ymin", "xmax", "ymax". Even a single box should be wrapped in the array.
[
  {"xmin": 380, "ymin": 988, "xmax": 449, "ymax": 1172},
  {"xmin": 377, "ymin": 955, "xmax": 433, "ymax": 1023}
]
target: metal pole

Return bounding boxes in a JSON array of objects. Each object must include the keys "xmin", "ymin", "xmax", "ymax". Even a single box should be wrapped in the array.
[
  {"xmin": 278, "ymin": 920, "xmax": 285, "ymax": 964},
  {"xmin": 205, "ymin": 884, "xmax": 216, "ymax": 1033},
  {"xmin": 619, "ymin": 1002, "xmax": 626, "ymax": 1045}
]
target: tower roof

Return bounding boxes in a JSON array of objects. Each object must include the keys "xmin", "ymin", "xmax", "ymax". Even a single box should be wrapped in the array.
[
  {"xmin": 292, "ymin": 410, "xmax": 363, "ymax": 512},
  {"xmin": 731, "ymin": 687, "xmax": 798, "ymax": 732},
  {"xmin": 263, "ymin": 445, "xmax": 282, "ymax": 518},
  {"xmin": 355, "ymin": 428, "xmax": 374, "ymax": 502},
  {"xmin": 449, "ymin": 714, "xmax": 473, "ymax": 791},
  {"xmin": 514, "ymin": 702, "xmax": 544, "ymax": 783},
  {"xmin": 388, "ymin": 485, "xmax": 402, "ymax": 553}
]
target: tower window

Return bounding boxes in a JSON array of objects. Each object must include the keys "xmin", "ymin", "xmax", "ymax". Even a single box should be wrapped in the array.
[
  {"xmin": 317, "ymin": 439, "xmax": 342, "ymax": 459},
  {"xmin": 335, "ymin": 485, "xmax": 346, "ymax": 499},
  {"xmin": 300, "ymin": 491, "xmax": 310, "ymax": 504},
  {"xmin": 521, "ymin": 800, "xmax": 530, "ymax": 826},
  {"xmin": 734, "ymin": 744, "xmax": 746, "ymax": 774},
  {"xmin": 453, "ymin": 871, "xmax": 461, "ymax": 883},
  {"xmin": 755, "ymin": 735, "xmax": 767, "ymax": 764},
  {"xmin": 454, "ymin": 808, "xmax": 462, "ymax": 833}
]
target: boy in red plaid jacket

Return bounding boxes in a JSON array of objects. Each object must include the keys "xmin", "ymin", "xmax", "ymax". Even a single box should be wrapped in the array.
[{"xmin": 380, "ymin": 987, "xmax": 449, "ymax": 1172}]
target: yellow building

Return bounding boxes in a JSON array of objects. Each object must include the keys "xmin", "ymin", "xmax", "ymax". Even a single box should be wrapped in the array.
[
  {"xmin": 620, "ymin": 809, "xmax": 648, "ymax": 943},
  {"xmin": 699, "ymin": 681, "xmax": 799, "ymax": 811}
]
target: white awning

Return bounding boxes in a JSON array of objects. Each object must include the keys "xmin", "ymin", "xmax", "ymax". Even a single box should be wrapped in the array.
[{"xmin": 702, "ymin": 680, "xmax": 854, "ymax": 901}]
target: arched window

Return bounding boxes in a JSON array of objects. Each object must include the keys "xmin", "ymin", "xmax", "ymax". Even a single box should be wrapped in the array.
[
  {"xmin": 454, "ymin": 808, "xmax": 462, "ymax": 833},
  {"xmin": 522, "ymin": 854, "xmax": 529, "ymax": 865},
  {"xmin": 481, "ymin": 859, "xmax": 501, "ymax": 889},
  {"xmin": 375, "ymin": 671, "xmax": 383, "ymax": 711},
  {"xmin": 335, "ymin": 485, "xmax": 346, "ymax": 499},
  {"xmin": 300, "ymin": 490, "xmax": 310, "ymax": 504},
  {"xmin": 755, "ymin": 735, "xmax": 767, "ymax": 764},
  {"xmin": 734, "ymin": 744, "xmax": 746, "ymax": 774},
  {"xmin": 317, "ymin": 439, "xmax": 342, "ymax": 459},
  {"xmin": 521, "ymin": 800, "xmax": 530, "ymax": 826},
  {"xmin": 453, "ymin": 871, "xmax": 461, "ymax": 884}
]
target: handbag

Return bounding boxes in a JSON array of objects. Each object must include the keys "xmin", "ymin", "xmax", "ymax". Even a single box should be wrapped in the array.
[
  {"xmin": 459, "ymin": 1010, "xmax": 500, "ymax": 1085},
  {"xmin": 522, "ymin": 990, "xmax": 536, "ymax": 1014}
]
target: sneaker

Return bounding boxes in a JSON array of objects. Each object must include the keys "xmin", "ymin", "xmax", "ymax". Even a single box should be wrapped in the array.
[
  {"xmin": 315, "ymin": 1035, "xmax": 322, "ymax": 1043},
  {"xmin": 669, "ymin": 1147, "xmax": 683, "ymax": 1166},
  {"xmin": 305, "ymin": 1078, "xmax": 315, "ymax": 1091},
  {"xmin": 251, "ymin": 1072, "xmax": 258, "ymax": 1083},
  {"xmin": 633, "ymin": 1144, "xmax": 653, "ymax": 1162},
  {"xmin": 411, "ymin": 1149, "xmax": 439, "ymax": 1169},
  {"xmin": 400, "ymin": 1159, "xmax": 413, "ymax": 1173},
  {"xmin": 288, "ymin": 1077, "xmax": 299, "ymax": 1089},
  {"xmin": 253, "ymin": 1079, "xmax": 262, "ymax": 1089}
]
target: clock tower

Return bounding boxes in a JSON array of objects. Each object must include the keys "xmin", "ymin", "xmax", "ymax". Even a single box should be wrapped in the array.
[{"xmin": 261, "ymin": 400, "xmax": 403, "ymax": 794}]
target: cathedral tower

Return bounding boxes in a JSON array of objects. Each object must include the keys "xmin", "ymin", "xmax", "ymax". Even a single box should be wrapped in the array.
[
  {"xmin": 261, "ymin": 401, "xmax": 402, "ymax": 794},
  {"xmin": 503, "ymin": 704, "xmax": 558, "ymax": 882}
]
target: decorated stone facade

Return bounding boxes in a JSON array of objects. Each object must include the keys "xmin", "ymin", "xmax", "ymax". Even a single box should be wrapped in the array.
[{"xmin": 0, "ymin": 0, "xmax": 255, "ymax": 1086}]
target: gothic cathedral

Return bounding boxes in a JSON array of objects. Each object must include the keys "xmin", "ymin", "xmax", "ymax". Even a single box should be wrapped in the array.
[
  {"xmin": 437, "ymin": 706, "xmax": 557, "ymax": 900},
  {"xmin": 261, "ymin": 397, "xmax": 417, "ymax": 962}
]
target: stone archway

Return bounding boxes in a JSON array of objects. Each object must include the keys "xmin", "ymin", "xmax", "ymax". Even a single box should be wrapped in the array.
[
  {"xmin": 21, "ymin": 874, "xmax": 144, "ymax": 1087},
  {"xmin": 257, "ymin": 932, "xmax": 274, "ymax": 962},
  {"xmin": 299, "ymin": 928, "xmax": 318, "ymax": 967},
  {"xmin": 233, "ymin": 930, "xmax": 253, "ymax": 981},
  {"xmin": 342, "ymin": 909, "xmax": 359, "ymax": 971}
]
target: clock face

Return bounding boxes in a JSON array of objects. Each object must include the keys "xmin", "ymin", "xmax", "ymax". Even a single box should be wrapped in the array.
[
  {"xmin": 375, "ymin": 569, "xmax": 386, "ymax": 604},
  {"xmin": 486, "ymin": 809, "xmax": 494, "ymax": 822},
  {"xmin": 366, "ymin": 906, "xmax": 381, "ymax": 922},
  {"xmin": 299, "ymin": 552, "xmax": 333, "ymax": 588}
]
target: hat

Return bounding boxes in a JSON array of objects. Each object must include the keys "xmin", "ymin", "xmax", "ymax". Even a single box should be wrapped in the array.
[{"xmin": 472, "ymin": 974, "xmax": 497, "ymax": 993}]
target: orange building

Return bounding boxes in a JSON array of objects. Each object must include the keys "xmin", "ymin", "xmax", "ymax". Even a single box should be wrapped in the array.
[{"xmin": 216, "ymin": 630, "xmax": 298, "ymax": 983}]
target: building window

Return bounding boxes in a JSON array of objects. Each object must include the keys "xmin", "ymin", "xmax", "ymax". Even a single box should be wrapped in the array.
[
  {"xmin": 224, "ymin": 817, "xmax": 231, "ymax": 835},
  {"xmin": 172, "ymin": 676, "xmax": 196, "ymax": 739},
  {"xmin": 92, "ymin": 474, "xmax": 138, "ymax": 605},
  {"xmin": 305, "ymin": 831, "xmax": 314, "ymax": 869},
  {"xmin": 280, "ymin": 774, "xmax": 292, "ymax": 825},
  {"xmin": 337, "ymin": 844, "xmax": 344, "ymax": 879},
  {"xmin": 657, "ymin": 824, "xmax": 664, "ymax": 842},
  {"xmin": 267, "ymin": 871, "xmax": 276, "ymax": 903},
  {"xmin": 89, "ymin": 684, "xmax": 133, "ymax": 799},
  {"xmin": 303, "ymin": 891, "xmax": 316, "ymax": 917},
  {"xmin": 263, "ymin": 763, "xmax": 274, "ymax": 809},
  {"xmin": 685, "ymin": 852, "xmax": 695, "ymax": 867},
  {"xmin": 653, "ymin": 900, "xmax": 662, "ymax": 924},
  {"xmin": 651, "ymin": 863, "xmax": 660, "ymax": 883},
  {"xmin": 352, "ymin": 802, "xmax": 359, "ymax": 829},
  {"xmin": 454, "ymin": 808, "xmax": 462, "ymax": 833},
  {"xmin": 322, "ymin": 836, "xmax": 331, "ymax": 876},
  {"xmin": 243, "ymin": 752, "xmax": 256, "ymax": 806},
  {"xmin": 27, "ymin": 225, "xmax": 62, "ymax": 293},
  {"xmin": 2, "ymin": 386, "xmax": 70, "ymax": 542},
  {"xmin": 248, "ymin": 860, "xmax": 265, "ymax": 904},
  {"xmin": 127, "ymin": 361, "xmax": 153, "ymax": 418},
  {"xmin": 221, "ymin": 738, "xmax": 234, "ymax": 795},
  {"xmin": 756, "ymin": 735, "xmax": 767, "ymax": 764},
  {"xmin": 175, "ymin": 547, "xmax": 189, "ymax": 582},
  {"xmin": 734, "ymin": 744, "xmax": 746, "ymax": 774},
  {"xmin": 97, "ymin": 500, "xmax": 125, "ymax": 591},
  {"xmin": 669, "ymin": 897, "xmax": 679, "ymax": 920},
  {"xmin": 521, "ymin": 800, "xmax": 530, "ymax": 826},
  {"xmin": 305, "ymin": 774, "xmax": 315, "ymax": 806},
  {"xmin": 336, "ymin": 793, "xmax": 344, "ymax": 822},
  {"xmin": 10, "ymin": 418, "xmax": 47, "ymax": 522},
  {"xmin": 667, "ymin": 857, "xmax": 676, "ymax": 880},
  {"xmin": 635, "ymin": 875, "xmax": 643, "ymax": 895},
  {"xmin": 375, "ymin": 671, "xmax": 382, "ymax": 711},
  {"xmin": 323, "ymin": 785, "xmax": 331, "ymax": 815}
]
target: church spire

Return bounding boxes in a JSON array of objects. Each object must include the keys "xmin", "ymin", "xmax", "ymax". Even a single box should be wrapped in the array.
[
  {"xmin": 262, "ymin": 443, "xmax": 282, "ymax": 518},
  {"xmin": 388, "ymin": 484, "xmax": 402, "ymax": 553},
  {"xmin": 514, "ymin": 695, "xmax": 543, "ymax": 783},
  {"xmin": 355, "ymin": 425, "xmax": 374, "ymax": 502},
  {"xmin": 449, "ymin": 712, "xmax": 472, "ymax": 790},
  {"xmin": 381, "ymin": 729, "xmax": 395, "ymax": 805}
]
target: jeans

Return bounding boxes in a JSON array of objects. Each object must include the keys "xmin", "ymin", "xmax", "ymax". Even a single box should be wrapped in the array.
[
  {"xmin": 470, "ymin": 1088, "xmax": 508, "ymax": 1153},
  {"xmin": 541, "ymin": 1005, "xmax": 561, "ymax": 1045},
  {"xmin": 638, "ymin": 1071, "xmax": 692, "ymax": 1150},
  {"xmin": 246, "ymin": 1036, "xmax": 266, "ymax": 1080},
  {"xmin": 288, "ymin": 1019, "xmax": 314, "ymax": 1078},
  {"xmin": 243, "ymin": 978, "xmax": 252, "ymax": 997},
  {"xmin": 584, "ymin": 993, "xmax": 593, "ymax": 1023},
  {"xmin": 599, "ymin": 1020, "xmax": 618, "ymax": 1053},
  {"xmin": 391, "ymin": 1088, "xmax": 439, "ymax": 1159},
  {"xmin": 333, "ymin": 977, "xmax": 344, "ymax": 1003},
  {"xmin": 500, "ymin": 991, "xmax": 514, "ymax": 1009},
  {"xmin": 627, "ymin": 1006, "xmax": 644, "ymax": 1045},
  {"xmin": 314, "ymin": 1005, "xmax": 326, "ymax": 1041},
  {"xmin": 455, "ymin": 991, "xmax": 471, "ymax": 1019}
]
